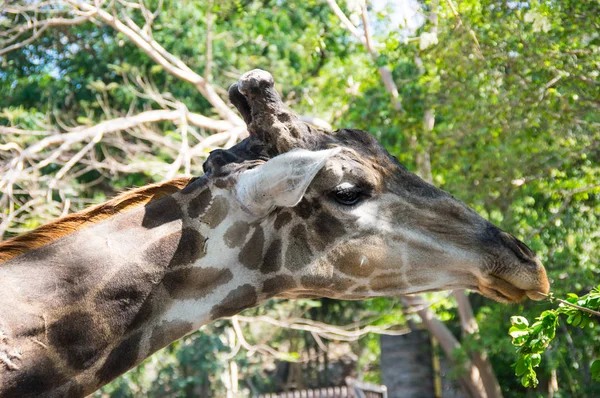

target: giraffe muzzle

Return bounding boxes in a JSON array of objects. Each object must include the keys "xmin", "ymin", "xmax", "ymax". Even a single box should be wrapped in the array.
[{"xmin": 480, "ymin": 229, "xmax": 550, "ymax": 303}]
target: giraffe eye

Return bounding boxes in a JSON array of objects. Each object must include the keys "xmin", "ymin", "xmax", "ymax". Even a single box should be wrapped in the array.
[{"xmin": 332, "ymin": 184, "xmax": 362, "ymax": 206}]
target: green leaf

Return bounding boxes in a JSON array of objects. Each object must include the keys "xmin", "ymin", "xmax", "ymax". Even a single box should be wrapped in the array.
[
  {"xmin": 515, "ymin": 358, "xmax": 527, "ymax": 376},
  {"xmin": 509, "ymin": 328, "xmax": 529, "ymax": 339},
  {"xmin": 510, "ymin": 316, "xmax": 529, "ymax": 328},
  {"xmin": 591, "ymin": 360, "xmax": 600, "ymax": 381}
]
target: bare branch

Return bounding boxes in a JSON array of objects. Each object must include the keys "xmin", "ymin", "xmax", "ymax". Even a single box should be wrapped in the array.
[
  {"xmin": 0, "ymin": 14, "xmax": 92, "ymax": 56},
  {"xmin": 65, "ymin": 0, "xmax": 243, "ymax": 125},
  {"xmin": 325, "ymin": 0, "xmax": 366, "ymax": 46},
  {"xmin": 233, "ymin": 315, "xmax": 409, "ymax": 342},
  {"xmin": 204, "ymin": 0, "xmax": 214, "ymax": 81},
  {"xmin": 444, "ymin": 0, "xmax": 485, "ymax": 60},
  {"xmin": 326, "ymin": 0, "xmax": 403, "ymax": 111}
]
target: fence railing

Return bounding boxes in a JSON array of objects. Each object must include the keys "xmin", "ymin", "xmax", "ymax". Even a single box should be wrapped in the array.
[{"xmin": 255, "ymin": 378, "xmax": 387, "ymax": 398}]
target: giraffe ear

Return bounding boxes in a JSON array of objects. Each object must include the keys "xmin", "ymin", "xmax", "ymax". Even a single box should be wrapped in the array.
[{"xmin": 236, "ymin": 148, "xmax": 340, "ymax": 216}]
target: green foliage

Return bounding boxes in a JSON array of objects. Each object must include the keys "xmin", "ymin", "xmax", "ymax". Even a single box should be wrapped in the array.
[{"xmin": 510, "ymin": 288, "xmax": 600, "ymax": 388}]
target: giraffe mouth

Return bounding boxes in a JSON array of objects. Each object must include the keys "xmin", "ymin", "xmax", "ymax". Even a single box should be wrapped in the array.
[{"xmin": 478, "ymin": 275, "xmax": 545, "ymax": 303}]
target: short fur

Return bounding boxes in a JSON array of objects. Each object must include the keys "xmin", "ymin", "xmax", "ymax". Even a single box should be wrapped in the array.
[{"xmin": 0, "ymin": 177, "xmax": 193, "ymax": 263}]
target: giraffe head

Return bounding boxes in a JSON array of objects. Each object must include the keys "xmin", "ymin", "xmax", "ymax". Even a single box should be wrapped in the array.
[{"xmin": 204, "ymin": 69, "xmax": 549, "ymax": 304}]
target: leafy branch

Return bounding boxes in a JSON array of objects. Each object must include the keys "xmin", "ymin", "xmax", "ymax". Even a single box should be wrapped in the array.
[{"xmin": 509, "ymin": 287, "xmax": 600, "ymax": 387}]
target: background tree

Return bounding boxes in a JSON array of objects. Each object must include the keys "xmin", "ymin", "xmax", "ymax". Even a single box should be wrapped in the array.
[{"xmin": 1, "ymin": 0, "xmax": 598, "ymax": 397}]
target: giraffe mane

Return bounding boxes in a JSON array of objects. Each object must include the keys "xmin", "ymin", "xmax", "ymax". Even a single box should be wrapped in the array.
[{"xmin": 0, "ymin": 177, "xmax": 194, "ymax": 264}]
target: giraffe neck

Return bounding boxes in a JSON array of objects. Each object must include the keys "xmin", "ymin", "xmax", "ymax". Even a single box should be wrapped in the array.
[{"xmin": 0, "ymin": 177, "xmax": 264, "ymax": 396}]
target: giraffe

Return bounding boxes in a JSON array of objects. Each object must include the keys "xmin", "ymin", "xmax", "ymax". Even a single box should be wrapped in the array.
[{"xmin": 0, "ymin": 69, "xmax": 550, "ymax": 397}]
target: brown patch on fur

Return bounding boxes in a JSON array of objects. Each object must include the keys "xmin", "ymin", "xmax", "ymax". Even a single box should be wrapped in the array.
[
  {"xmin": 48, "ymin": 311, "xmax": 109, "ymax": 371},
  {"xmin": 262, "ymin": 275, "xmax": 296, "ymax": 297},
  {"xmin": 238, "ymin": 226, "xmax": 264, "ymax": 270},
  {"xmin": 224, "ymin": 221, "xmax": 251, "ymax": 248},
  {"xmin": 261, "ymin": 238, "xmax": 282, "ymax": 274},
  {"xmin": 210, "ymin": 284, "xmax": 258, "ymax": 319},
  {"xmin": 312, "ymin": 211, "xmax": 346, "ymax": 249},
  {"xmin": 141, "ymin": 196, "xmax": 184, "ymax": 229},
  {"xmin": 127, "ymin": 285, "xmax": 170, "ymax": 332},
  {"xmin": 149, "ymin": 320, "xmax": 193, "ymax": 354},
  {"xmin": 329, "ymin": 246, "xmax": 375, "ymax": 278},
  {"xmin": 285, "ymin": 224, "xmax": 313, "ymax": 271},
  {"xmin": 94, "ymin": 267, "xmax": 155, "ymax": 335},
  {"xmin": 201, "ymin": 196, "xmax": 229, "ymax": 229},
  {"xmin": 188, "ymin": 188, "xmax": 213, "ymax": 219},
  {"xmin": 0, "ymin": 354, "xmax": 69, "ymax": 397},
  {"xmin": 0, "ymin": 177, "xmax": 193, "ymax": 264},
  {"xmin": 369, "ymin": 273, "xmax": 406, "ymax": 291},
  {"xmin": 162, "ymin": 267, "xmax": 233, "ymax": 300},
  {"xmin": 143, "ymin": 231, "xmax": 183, "ymax": 267},
  {"xmin": 168, "ymin": 228, "xmax": 206, "ymax": 268},
  {"xmin": 274, "ymin": 211, "xmax": 292, "ymax": 230},
  {"xmin": 96, "ymin": 330, "xmax": 143, "ymax": 384},
  {"xmin": 300, "ymin": 274, "xmax": 355, "ymax": 292}
]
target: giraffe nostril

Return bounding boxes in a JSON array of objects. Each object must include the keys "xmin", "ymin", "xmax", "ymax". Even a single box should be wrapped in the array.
[
  {"xmin": 481, "ymin": 225, "xmax": 539, "ymax": 266},
  {"xmin": 499, "ymin": 231, "xmax": 537, "ymax": 264}
]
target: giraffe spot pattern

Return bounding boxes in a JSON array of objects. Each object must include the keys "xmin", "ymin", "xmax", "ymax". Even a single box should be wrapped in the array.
[
  {"xmin": 284, "ymin": 224, "xmax": 312, "ymax": 271},
  {"xmin": 274, "ymin": 211, "xmax": 292, "ymax": 230},
  {"xmin": 0, "ymin": 355, "xmax": 68, "ymax": 398},
  {"xmin": 224, "ymin": 221, "xmax": 251, "ymax": 248},
  {"xmin": 94, "ymin": 268, "xmax": 154, "ymax": 334},
  {"xmin": 53, "ymin": 258, "xmax": 109, "ymax": 304},
  {"xmin": 141, "ymin": 196, "xmax": 183, "ymax": 229},
  {"xmin": 293, "ymin": 199, "xmax": 314, "ymax": 219},
  {"xmin": 96, "ymin": 330, "xmax": 143, "ymax": 384},
  {"xmin": 201, "ymin": 196, "xmax": 229, "ymax": 229},
  {"xmin": 143, "ymin": 230, "xmax": 182, "ymax": 267},
  {"xmin": 162, "ymin": 267, "xmax": 233, "ymax": 300},
  {"xmin": 313, "ymin": 212, "xmax": 346, "ymax": 247},
  {"xmin": 127, "ymin": 286, "xmax": 170, "ymax": 332},
  {"xmin": 260, "ymin": 238, "xmax": 282, "ymax": 274},
  {"xmin": 369, "ymin": 273, "xmax": 406, "ymax": 292},
  {"xmin": 210, "ymin": 284, "xmax": 258, "ymax": 319},
  {"xmin": 187, "ymin": 188, "xmax": 212, "ymax": 218},
  {"xmin": 149, "ymin": 320, "xmax": 193, "ymax": 354},
  {"xmin": 238, "ymin": 226, "xmax": 264, "ymax": 270},
  {"xmin": 168, "ymin": 228, "xmax": 205, "ymax": 268},
  {"xmin": 213, "ymin": 177, "xmax": 233, "ymax": 189},
  {"xmin": 180, "ymin": 176, "xmax": 207, "ymax": 195},
  {"xmin": 329, "ymin": 247, "xmax": 375, "ymax": 278},
  {"xmin": 262, "ymin": 275, "xmax": 296, "ymax": 297},
  {"xmin": 300, "ymin": 274, "xmax": 355, "ymax": 292},
  {"xmin": 48, "ymin": 311, "xmax": 109, "ymax": 371}
]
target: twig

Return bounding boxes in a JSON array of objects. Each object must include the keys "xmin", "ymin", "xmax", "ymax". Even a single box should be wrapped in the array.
[
  {"xmin": 66, "ymin": 0, "xmax": 243, "ymax": 124},
  {"xmin": 537, "ymin": 292, "xmax": 600, "ymax": 318},
  {"xmin": 326, "ymin": 0, "xmax": 403, "ymax": 111},
  {"xmin": 444, "ymin": 0, "xmax": 485, "ymax": 60},
  {"xmin": 556, "ymin": 298, "xmax": 600, "ymax": 318},
  {"xmin": 204, "ymin": 0, "xmax": 214, "ymax": 81}
]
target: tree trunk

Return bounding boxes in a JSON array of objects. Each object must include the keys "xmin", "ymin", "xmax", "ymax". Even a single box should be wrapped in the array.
[
  {"xmin": 453, "ymin": 291, "xmax": 503, "ymax": 398},
  {"xmin": 380, "ymin": 326, "xmax": 436, "ymax": 398},
  {"xmin": 403, "ymin": 296, "xmax": 487, "ymax": 398}
]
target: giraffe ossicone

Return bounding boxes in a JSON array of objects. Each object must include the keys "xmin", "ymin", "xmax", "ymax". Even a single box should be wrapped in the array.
[{"xmin": 0, "ymin": 69, "xmax": 549, "ymax": 396}]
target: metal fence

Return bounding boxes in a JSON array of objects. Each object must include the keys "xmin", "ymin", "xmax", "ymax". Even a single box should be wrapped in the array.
[{"xmin": 256, "ymin": 379, "xmax": 387, "ymax": 398}]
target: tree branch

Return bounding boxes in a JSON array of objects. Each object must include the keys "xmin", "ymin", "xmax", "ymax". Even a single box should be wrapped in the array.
[{"xmin": 65, "ymin": 0, "xmax": 243, "ymax": 125}]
